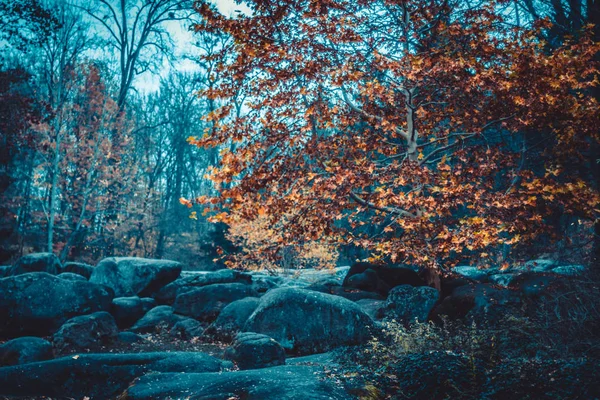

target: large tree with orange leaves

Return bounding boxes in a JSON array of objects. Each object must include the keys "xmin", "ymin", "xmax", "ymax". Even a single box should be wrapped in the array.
[{"xmin": 188, "ymin": 0, "xmax": 599, "ymax": 273}]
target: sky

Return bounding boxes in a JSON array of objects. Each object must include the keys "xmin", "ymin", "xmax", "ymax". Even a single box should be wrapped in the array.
[{"xmin": 134, "ymin": 0, "xmax": 252, "ymax": 93}]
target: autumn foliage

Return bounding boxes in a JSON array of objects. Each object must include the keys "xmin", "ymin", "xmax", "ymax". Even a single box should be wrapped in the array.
[{"xmin": 188, "ymin": 0, "xmax": 599, "ymax": 273}]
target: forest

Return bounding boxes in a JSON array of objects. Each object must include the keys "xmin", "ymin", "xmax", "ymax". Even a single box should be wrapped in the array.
[{"xmin": 0, "ymin": 0, "xmax": 599, "ymax": 399}]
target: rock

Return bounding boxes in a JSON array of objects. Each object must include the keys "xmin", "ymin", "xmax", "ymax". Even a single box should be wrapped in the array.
[
  {"xmin": 173, "ymin": 282, "xmax": 258, "ymax": 321},
  {"xmin": 61, "ymin": 262, "xmax": 94, "ymax": 279},
  {"xmin": 170, "ymin": 318, "xmax": 204, "ymax": 339},
  {"xmin": 116, "ymin": 332, "xmax": 144, "ymax": 344},
  {"xmin": 129, "ymin": 305, "xmax": 189, "ymax": 334},
  {"xmin": 122, "ymin": 365, "xmax": 347, "ymax": 400},
  {"xmin": 154, "ymin": 269, "xmax": 252, "ymax": 304},
  {"xmin": 489, "ymin": 273, "xmax": 517, "ymax": 287},
  {"xmin": 0, "ymin": 272, "xmax": 113, "ymax": 337},
  {"xmin": 346, "ymin": 268, "xmax": 380, "ymax": 292},
  {"xmin": 307, "ymin": 284, "xmax": 385, "ymax": 301},
  {"xmin": 355, "ymin": 299, "xmax": 387, "ymax": 320},
  {"xmin": 204, "ymin": 297, "xmax": 261, "ymax": 340},
  {"xmin": 384, "ymin": 285, "xmax": 439, "ymax": 322},
  {"xmin": 244, "ymin": 287, "xmax": 373, "ymax": 355},
  {"xmin": 57, "ymin": 272, "xmax": 87, "ymax": 281},
  {"xmin": 250, "ymin": 274, "xmax": 283, "ymax": 293},
  {"xmin": 552, "ymin": 265, "xmax": 586, "ymax": 276},
  {"xmin": 512, "ymin": 273, "xmax": 562, "ymax": 297},
  {"xmin": 0, "ymin": 337, "xmax": 53, "ymax": 366},
  {"xmin": 0, "ymin": 266, "xmax": 10, "ymax": 278},
  {"xmin": 0, "ymin": 351, "xmax": 230, "ymax": 399},
  {"xmin": 453, "ymin": 266, "xmax": 491, "ymax": 281},
  {"xmin": 110, "ymin": 296, "xmax": 156, "ymax": 328},
  {"xmin": 343, "ymin": 262, "xmax": 425, "ymax": 295},
  {"xmin": 8, "ymin": 253, "xmax": 61, "ymax": 276},
  {"xmin": 224, "ymin": 332, "xmax": 286, "ymax": 370},
  {"xmin": 439, "ymin": 275, "xmax": 472, "ymax": 298},
  {"xmin": 52, "ymin": 311, "xmax": 119, "ymax": 353},
  {"xmin": 430, "ymin": 283, "xmax": 520, "ymax": 323},
  {"xmin": 523, "ymin": 259, "xmax": 557, "ymax": 272},
  {"xmin": 90, "ymin": 257, "xmax": 181, "ymax": 297}
]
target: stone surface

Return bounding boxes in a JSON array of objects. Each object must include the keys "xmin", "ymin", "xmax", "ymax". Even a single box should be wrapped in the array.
[
  {"xmin": 57, "ymin": 272, "xmax": 87, "ymax": 281},
  {"xmin": 489, "ymin": 273, "xmax": 517, "ymax": 287},
  {"xmin": 110, "ymin": 296, "xmax": 156, "ymax": 328},
  {"xmin": 129, "ymin": 305, "xmax": 189, "ymax": 334},
  {"xmin": 244, "ymin": 287, "xmax": 373, "ymax": 355},
  {"xmin": 0, "ymin": 272, "xmax": 113, "ymax": 337},
  {"xmin": 204, "ymin": 297, "xmax": 261, "ymax": 340},
  {"xmin": 154, "ymin": 269, "xmax": 252, "ymax": 304},
  {"xmin": 356, "ymin": 299, "xmax": 387, "ymax": 320},
  {"xmin": 116, "ymin": 332, "xmax": 144, "ymax": 344},
  {"xmin": 343, "ymin": 262, "xmax": 425, "ymax": 295},
  {"xmin": 453, "ymin": 266, "xmax": 491, "ymax": 281},
  {"xmin": 552, "ymin": 265, "xmax": 586, "ymax": 276},
  {"xmin": 8, "ymin": 253, "xmax": 61, "ymax": 276},
  {"xmin": 384, "ymin": 285, "xmax": 439, "ymax": 322},
  {"xmin": 522, "ymin": 259, "xmax": 557, "ymax": 271},
  {"xmin": 52, "ymin": 311, "xmax": 119, "ymax": 353},
  {"xmin": 90, "ymin": 257, "xmax": 181, "ymax": 297},
  {"xmin": 431, "ymin": 283, "xmax": 520, "ymax": 322},
  {"xmin": 173, "ymin": 282, "xmax": 258, "ymax": 321},
  {"xmin": 250, "ymin": 274, "xmax": 283, "ymax": 293},
  {"xmin": 0, "ymin": 337, "xmax": 53, "ymax": 366},
  {"xmin": 346, "ymin": 268, "xmax": 380, "ymax": 292},
  {"xmin": 224, "ymin": 332, "xmax": 286, "ymax": 370},
  {"xmin": 61, "ymin": 262, "xmax": 94, "ymax": 279},
  {"xmin": 170, "ymin": 318, "xmax": 204, "ymax": 339},
  {"xmin": 307, "ymin": 284, "xmax": 385, "ymax": 301},
  {"xmin": 0, "ymin": 352, "xmax": 230, "ymax": 399},
  {"xmin": 122, "ymin": 365, "xmax": 347, "ymax": 400}
]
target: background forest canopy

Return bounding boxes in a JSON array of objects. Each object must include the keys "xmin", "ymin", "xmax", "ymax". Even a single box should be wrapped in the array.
[{"xmin": 0, "ymin": 0, "xmax": 598, "ymax": 275}]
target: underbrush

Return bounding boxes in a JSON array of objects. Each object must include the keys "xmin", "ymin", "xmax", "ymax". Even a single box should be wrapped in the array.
[{"xmin": 334, "ymin": 277, "xmax": 600, "ymax": 399}]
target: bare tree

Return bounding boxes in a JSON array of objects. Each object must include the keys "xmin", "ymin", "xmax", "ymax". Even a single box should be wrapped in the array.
[{"xmin": 82, "ymin": 0, "xmax": 193, "ymax": 108}]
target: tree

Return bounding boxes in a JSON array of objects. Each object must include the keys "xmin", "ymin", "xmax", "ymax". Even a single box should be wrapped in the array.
[
  {"xmin": 83, "ymin": 0, "xmax": 193, "ymax": 108},
  {"xmin": 190, "ymin": 0, "xmax": 599, "ymax": 276},
  {"xmin": 0, "ymin": 0, "xmax": 60, "ymax": 51}
]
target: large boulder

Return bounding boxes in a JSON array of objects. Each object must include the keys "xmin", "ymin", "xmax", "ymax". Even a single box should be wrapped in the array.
[
  {"xmin": 173, "ymin": 283, "xmax": 258, "ymax": 321},
  {"xmin": 90, "ymin": 257, "xmax": 181, "ymax": 297},
  {"xmin": 154, "ymin": 269, "xmax": 252, "ymax": 304},
  {"xmin": 0, "ymin": 352, "xmax": 230, "ymax": 399},
  {"xmin": 244, "ymin": 287, "xmax": 373, "ymax": 355},
  {"xmin": 8, "ymin": 253, "xmax": 61, "ymax": 276},
  {"xmin": 129, "ymin": 305, "xmax": 189, "ymax": 334},
  {"xmin": 204, "ymin": 297, "xmax": 261, "ymax": 340},
  {"xmin": 224, "ymin": 332, "xmax": 286, "ymax": 370},
  {"xmin": 0, "ymin": 272, "xmax": 113, "ymax": 337},
  {"xmin": 122, "ymin": 365, "xmax": 347, "ymax": 400},
  {"xmin": 110, "ymin": 296, "xmax": 156, "ymax": 328},
  {"xmin": 0, "ymin": 337, "xmax": 53, "ymax": 366},
  {"xmin": 52, "ymin": 312, "xmax": 119, "ymax": 353},
  {"xmin": 343, "ymin": 262, "xmax": 425, "ymax": 295},
  {"xmin": 61, "ymin": 262, "xmax": 94, "ymax": 279},
  {"xmin": 383, "ymin": 285, "xmax": 439, "ymax": 322}
]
